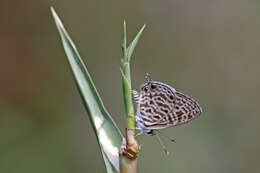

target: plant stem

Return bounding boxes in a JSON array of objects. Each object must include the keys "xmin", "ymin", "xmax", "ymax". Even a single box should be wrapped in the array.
[
  {"xmin": 120, "ymin": 21, "xmax": 145, "ymax": 173},
  {"xmin": 119, "ymin": 129, "xmax": 139, "ymax": 173},
  {"xmin": 121, "ymin": 21, "xmax": 136, "ymax": 131}
]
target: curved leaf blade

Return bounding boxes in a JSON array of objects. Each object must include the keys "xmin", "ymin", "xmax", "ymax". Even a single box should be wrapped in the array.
[
  {"xmin": 51, "ymin": 7, "xmax": 123, "ymax": 173},
  {"xmin": 127, "ymin": 24, "xmax": 146, "ymax": 61}
]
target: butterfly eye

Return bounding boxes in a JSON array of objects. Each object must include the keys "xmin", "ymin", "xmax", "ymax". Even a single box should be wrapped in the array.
[
  {"xmin": 143, "ymin": 87, "xmax": 148, "ymax": 92},
  {"xmin": 150, "ymin": 84, "xmax": 156, "ymax": 91}
]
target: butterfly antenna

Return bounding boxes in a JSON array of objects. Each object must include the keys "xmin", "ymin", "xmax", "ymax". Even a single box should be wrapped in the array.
[
  {"xmin": 155, "ymin": 133, "xmax": 169, "ymax": 155},
  {"xmin": 145, "ymin": 73, "xmax": 152, "ymax": 82},
  {"xmin": 155, "ymin": 130, "xmax": 176, "ymax": 143}
]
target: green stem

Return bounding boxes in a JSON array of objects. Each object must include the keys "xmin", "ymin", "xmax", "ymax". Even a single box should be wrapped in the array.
[
  {"xmin": 121, "ymin": 21, "xmax": 145, "ymax": 132},
  {"xmin": 120, "ymin": 21, "xmax": 145, "ymax": 173},
  {"xmin": 121, "ymin": 21, "xmax": 136, "ymax": 132}
]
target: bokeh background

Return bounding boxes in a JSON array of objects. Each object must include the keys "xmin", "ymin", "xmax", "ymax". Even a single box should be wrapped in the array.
[{"xmin": 1, "ymin": 0, "xmax": 260, "ymax": 173}]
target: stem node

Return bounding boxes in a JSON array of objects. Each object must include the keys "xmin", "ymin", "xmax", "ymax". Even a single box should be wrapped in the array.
[{"xmin": 120, "ymin": 128, "xmax": 140, "ymax": 160}]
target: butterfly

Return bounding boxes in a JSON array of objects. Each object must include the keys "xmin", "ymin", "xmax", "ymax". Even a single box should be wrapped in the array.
[{"xmin": 133, "ymin": 76, "xmax": 202, "ymax": 137}]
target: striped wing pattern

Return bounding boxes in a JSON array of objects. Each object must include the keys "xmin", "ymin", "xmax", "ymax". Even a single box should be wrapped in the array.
[{"xmin": 135, "ymin": 81, "xmax": 202, "ymax": 135}]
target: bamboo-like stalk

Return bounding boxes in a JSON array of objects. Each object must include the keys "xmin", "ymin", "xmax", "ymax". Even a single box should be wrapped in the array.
[
  {"xmin": 51, "ymin": 10, "xmax": 145, "ymax": 171},
  {"xmin": 119, "ymin": 21, "xmax": 145, "ymax": 173}
]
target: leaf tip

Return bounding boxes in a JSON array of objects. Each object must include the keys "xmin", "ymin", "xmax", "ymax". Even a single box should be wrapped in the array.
[
  {"xmin": 139, "ymin": 24, "xmax": 146, "ymax": 33},
  {"xmin": 50, "ymin": 6, "xmax": 54, "ymax": 12},
  {"xmin": 50, "ymin": 6, "xmax": 66, "ymax": 34},
  {"xmin": 50, "ymin": 6, "xmax": 57, "ymax": 18}
]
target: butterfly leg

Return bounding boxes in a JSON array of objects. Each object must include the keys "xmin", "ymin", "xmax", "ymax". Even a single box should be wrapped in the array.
[
  {"xmin": 155, "ymin": 133, "xmax": 169, "ymax": 155},
  {"xmin": 154, "ymin": 130, "xmax": 176, "ymax": 143}
]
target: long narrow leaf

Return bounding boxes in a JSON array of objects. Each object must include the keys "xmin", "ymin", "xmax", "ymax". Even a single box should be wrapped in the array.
[
  {"xmin": 121, "ymin": 22, "xmax": 145, "ymax": 130},
  {"xmin": 51, "ymin": 7, "xmax": 123, "ymax": 173},
  {"xmin": 127, "ymin": 24, "xmax": 146, "ymax": 61}
]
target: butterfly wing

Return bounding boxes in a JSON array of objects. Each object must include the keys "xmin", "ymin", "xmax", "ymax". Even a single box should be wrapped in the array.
[
  {"xmin": 137, "ymin": 81, "xmax": 202, "ymax": 130},
  {"xmin": 146, "ymin": 91, "xmax": 202, "ymax": 129}
]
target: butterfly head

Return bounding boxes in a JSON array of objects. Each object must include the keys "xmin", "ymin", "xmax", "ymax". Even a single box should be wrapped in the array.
[
  {"xmin": 141, "ymin": 81, "xmax": 171, "ymax": 97},
  {"xmin": 140, "ymin": 81, "xmax": 155, "ymax": 94},
  {"xmin": 140, "ymin": 73, "xmax": 155, "ymax": 94}
]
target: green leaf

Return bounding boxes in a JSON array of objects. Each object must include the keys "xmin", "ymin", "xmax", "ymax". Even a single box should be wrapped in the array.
[
  {"xmin": 127, "ymin": 24, "xmax": 146, "ymax": 61},
  {"xmin": 121, "ymin": 22, "xmax": 145, "ymax": 131},
  {"xmin": 122, "ymin": 20, "xmax": 127, "ymax": 61},
  {"xmin": 51, "ymin": 7, "xmax": 123, "ymax": 173}
]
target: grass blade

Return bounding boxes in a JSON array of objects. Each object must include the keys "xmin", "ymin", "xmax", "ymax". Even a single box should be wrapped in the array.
[
  {"xmin": 127, "ymin": 24, "xmax": 146, "ymax": 61},
  {"xmin": 51, "ymin": 7, "xmax": 123, "ymax": 173}
]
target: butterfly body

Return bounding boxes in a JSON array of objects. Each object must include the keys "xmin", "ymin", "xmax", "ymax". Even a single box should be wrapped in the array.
[{"xmin": 133, "ymin": 81, "xmax": 202, "ymax": 136}]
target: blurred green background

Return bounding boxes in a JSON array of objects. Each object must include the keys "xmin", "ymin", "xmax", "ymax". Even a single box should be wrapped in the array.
[{"xmin": 1, "ymin": 0, "xmax": 260, "ymax": 173}]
